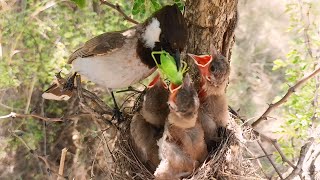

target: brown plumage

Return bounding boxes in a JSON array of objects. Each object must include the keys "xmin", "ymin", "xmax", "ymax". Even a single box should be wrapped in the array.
[
  {"xmin": 188, "ymin": 47, "xmax": 230, "ymax": 150},
  {"xmin": 68, "ymin": 4, "xmax": 187, "ymax": 69},
  {"xmin": 130, "ymin": 80, "xmax": 169, "ymax": 171},
  {"xmin": 68, "ymin": 32, "xmax": 127, "ymax": 63},
  {"xmin": 155, "ymin": 75, "xmax": 208, "ymax": 180},
  {"xmin": 41, "ymin": 72, "xmax": 74, "ymax": 101}
]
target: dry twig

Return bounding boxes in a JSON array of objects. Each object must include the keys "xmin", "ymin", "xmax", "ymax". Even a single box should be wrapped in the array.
[
  {"xmin": 257, "ymin": 140, "xmax": 284, "ymax": 179},
  {"xmin": 58, "ymin": 148, "xmax": 68, "ymax": 180},
  {"xmin": 10, "ymin": 130, "xmax": 67, "ymax": 179},
  {"xmin": 99, "ymin": 0, "xmax": 139, "ymax": 24},
  {"xmin": 257, "ymin": 132, "xmax": 295, "ymax": 168},
  {"xmin": 284, "ymin": 138, "xmax": 314, "ymax": 179},
  {"xmin": 0, "ymin": 112, "xmax": 64, "ymax": 122},
  {"xmin": 75, "ymin": 75, "xmax": 113, "ymax": 125},
  {"xmin": 252, "ymin": 66, "xmax": 320, "ymax": 127}
]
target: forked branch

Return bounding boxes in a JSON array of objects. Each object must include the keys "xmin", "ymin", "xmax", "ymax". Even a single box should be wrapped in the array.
[
  {"xmin": 99, "ymin": 0, "xmax": 139, "ymax": 24},
  {"xmin": 252, "ymin": 66, "xmax": 320, "ymax": 127},
  {"xmin": 0, "ymin": 112, "xmax": 64, "ymax": 122}
]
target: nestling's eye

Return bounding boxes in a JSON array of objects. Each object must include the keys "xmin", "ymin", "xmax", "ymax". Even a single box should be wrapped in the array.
[{"xmin": 210, "ymin": 64, "xmax": 216, "ymax": 72}]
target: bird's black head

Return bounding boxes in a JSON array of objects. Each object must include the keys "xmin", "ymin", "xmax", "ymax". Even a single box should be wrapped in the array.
[{"xmin": 137, "ymin": 4, "xmax": 188, "ymax": 70}]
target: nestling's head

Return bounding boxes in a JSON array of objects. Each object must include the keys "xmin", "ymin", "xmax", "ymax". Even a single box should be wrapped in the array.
[
  {"xmin": 168, "ymin": 74, "xmax": 200, "ymax": 128},
  {"xmin": 141, "ymin": 78, "xmax": 169, "ymax": 127},
  {"xmin": 188, "ymin": 46, "xmax": 230, "ymax": 96}
]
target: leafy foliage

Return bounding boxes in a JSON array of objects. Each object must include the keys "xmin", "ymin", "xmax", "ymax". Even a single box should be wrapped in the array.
[
  {"xmin": 272, "ymin": 0, "xmax": 320, "ymax": 163},
  {"xmin": 71, "ymin": 0, "xmax": 86, "ymax": 8}
]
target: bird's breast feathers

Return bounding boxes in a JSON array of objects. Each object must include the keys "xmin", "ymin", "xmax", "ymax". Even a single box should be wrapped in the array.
[{"xmin": 71, "ymin": 38, "xmax": 155, "ymax": 89}]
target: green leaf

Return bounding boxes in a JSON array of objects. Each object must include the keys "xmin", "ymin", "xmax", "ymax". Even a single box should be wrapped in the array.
[
  {"xmin": 132, "ymin": 0, "xmax": 145, "ymax": 15},
  {"xmin": 71, "ymin": 0, "xmax": 86, "ymax": 8},
  {"xmin": 173, "ymin": 0, "xmax": 184, "ymax": 10},
  {"xmin": 272, "ymin": 59, "xmax": 286, "ymax": 70},
  {"xmin": 150, "ymin": 0, "xmax": 161, "ymax": 11}
]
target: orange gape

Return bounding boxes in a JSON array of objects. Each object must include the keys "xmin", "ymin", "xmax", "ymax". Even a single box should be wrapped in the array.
[
  {"xmin": 187, "ymin": 53, "xmax": 212, "ymax": 102},
  {"xmin": 187, "ymin": 47, "xmax": 230, "ymax": 151},
  {"xmin": 155, "ymin": 75, "xmax": 208, "ymax": 180}
]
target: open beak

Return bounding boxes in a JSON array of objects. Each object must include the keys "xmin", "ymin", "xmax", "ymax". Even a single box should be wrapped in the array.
[
  {"xmin": 188, "ymin": 53, "xmax": 213, "ymax": 81},
  {"xmin": 174, "ymin": 50, "xmax": 181, "ymax": 71},
  {"xmin": 148, "ymin": 73, "xmax": 168, "ymax": 89},
  {"xmin": 168, "ymin": 83, "xmax": 182, "ymax": 107}
]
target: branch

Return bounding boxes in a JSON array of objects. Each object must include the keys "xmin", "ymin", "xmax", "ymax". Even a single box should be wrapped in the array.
[
  {"xmin": 302, "ymin": 142, "xmax": 320, "ymax": 179},
  {"xmin": 284, "ymin": 138, "xmax": 314, "ymax": 179},
  {"xmin": 99, "ymin": 0, "xmax": 139, "ymax": 25},
  {"xmin": 10, "ymin": 130, "xmax": 67, "ymax": 179},
  {"xmin": 57, "ymin": 148, "xmax": 68, "ymax": 180},
  {"xmin": 252, "ymin": 66, "xmax": 320, "ymax": 127},
  {"xmin": 76, "ymin": 75, "xmax": 113, "ymax": 125},
  {"xmin": 246, "ymin": 154, "xmax": 273, "ymax": 160},
  {"xmin": 257, "ymin": 140, "xmax": 284, "ymax": 179},
  {"xmin": 257, "ymin": 132, "xmax": 295, "ymax": 168},
  {"xmin": 0, "ymin": 112, "xmax": 64, "ymax": 122}
]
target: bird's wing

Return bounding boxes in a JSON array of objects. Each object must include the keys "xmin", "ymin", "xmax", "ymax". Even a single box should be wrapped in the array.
[{"xmin": 68, "ymin": 31, "xmax": 127, "ymax": 63}]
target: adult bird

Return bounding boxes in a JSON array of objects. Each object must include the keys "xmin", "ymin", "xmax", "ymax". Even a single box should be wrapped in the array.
[{"xmin": 43, "ymin": 4, "xmax": 188, "ymax": 118}]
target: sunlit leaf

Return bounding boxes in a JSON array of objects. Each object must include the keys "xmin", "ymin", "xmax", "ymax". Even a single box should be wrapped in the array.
[{"xmin": 71, "ymin": 0, "xmax": 86, "ymax": 8}]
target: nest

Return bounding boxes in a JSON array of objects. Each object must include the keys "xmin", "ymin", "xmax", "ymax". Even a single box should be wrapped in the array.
[
  {"xmin": 79, "ymin": 87, "xmax": 262, "ymax": 179},
  {"xmin": 106, "ymin": 113, "xmax": 263, "ymax": 180}
]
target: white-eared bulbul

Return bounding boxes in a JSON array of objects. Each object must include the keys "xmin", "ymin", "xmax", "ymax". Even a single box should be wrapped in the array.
[
  {"xmin": 43, "ymin": 4, "xmax": 187, "ymax": 120},
  {"xmin": 68, "ymin": 4, "xmax": 187, "ymax": 89}
]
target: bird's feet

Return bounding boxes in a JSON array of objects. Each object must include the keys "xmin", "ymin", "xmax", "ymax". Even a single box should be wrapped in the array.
[
  {"xmin": 110, "ymin": 91, "xmax": 124, "ymax": 124},
  {"xmin": 111, "ymin": 106, "xmax": 123, "ymax": 124},
  {"xmin": 63, "ymin": 72, "xmax": 77, "ymax": 91}
]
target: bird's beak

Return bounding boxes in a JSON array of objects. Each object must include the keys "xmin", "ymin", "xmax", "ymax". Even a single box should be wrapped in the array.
[
  {"xmin": 188, "ymin": 53, "xmax": 213, "ymax": 81},
  {"xmin": 174, "ymin": 50, "xmax": 181, "ymax": 71},
  {"xmin": 168, "ymin": 83, "xmax": 182, "ymax": 107},
  {"xmin": 148, "ymin": 73, "xmax": 168, "ymax": 89}
]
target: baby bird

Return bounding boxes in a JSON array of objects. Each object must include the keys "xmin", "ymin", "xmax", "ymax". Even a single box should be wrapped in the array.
[
  {"xmin": 130, "ymin": 78, "xmax": 169, "ymax": 171},
  {"xmin": 188, "ymin": 46, "xmax": 230, "ymax": 150},
  {"xmin": 155, "ymin": 74, "xmax": 208, "ymax": 180}
]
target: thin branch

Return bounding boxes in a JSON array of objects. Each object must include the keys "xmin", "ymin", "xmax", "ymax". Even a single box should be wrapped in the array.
[
  {"xmin": 99, "ymin": 0, "xmax": 139, "ymax": 24},
  {"xmin": 252, "ymin": 66, "xmax": 320, "ymax": 127},
  {"xmin": 246, "ymin": 154, "xmax": 273, "ymax": 160},
  {"xmin": 76, "ymin": 75, "xmax": 113, "ymax": 125},
  {"xmin": 24, "ymin": 75, "xmax": 37, "ymax": 114},
  {"xmin": 0, "ymin": 112, "xmax": 64, "ymax": 122},
  {"xmin": 257, "ymin": 132, "xmax": 295, "ymax": 168},
  {"xmin": 82, "ymin": 89, "xmax": 112, "ymax": 113},
  {"xmin": 10, "ymin": 130, "xmax": 67, "ymax": 179},
  {"xmin": 243, "ymin": 145, "xmax": 270, "ymax": 179},
  {"xmin": 257, "ymin": 140, "xmax": 284, "ymax": 179},
  {"xmin": 284, "ymin": 138, "xmax": 314, "ymax": 180},
  {"xmin": 302, "ymin": 143, "xmax": 320, "ymax": 179}
]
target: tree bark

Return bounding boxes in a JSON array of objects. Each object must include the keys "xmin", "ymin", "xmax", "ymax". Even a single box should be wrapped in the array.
[{"xmin": 185, "ymin": 0, "xmax": 238, "ymax": 61}]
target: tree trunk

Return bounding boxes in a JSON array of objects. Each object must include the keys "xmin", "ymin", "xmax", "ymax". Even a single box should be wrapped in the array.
[{"xmin": 185, "ymin": 0, "xmax": 238, "ymax": 61}]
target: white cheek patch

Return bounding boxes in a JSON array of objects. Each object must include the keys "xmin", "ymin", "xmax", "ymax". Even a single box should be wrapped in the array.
[{"xmin": 143, "ymin": 18, "xmax": 161, "ymax": 49}]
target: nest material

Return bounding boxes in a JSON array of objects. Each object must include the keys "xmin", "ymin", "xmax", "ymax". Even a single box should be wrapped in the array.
[{"xmin": 107, "ymin": 113, "xmax": 263, "ymax": 180}]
